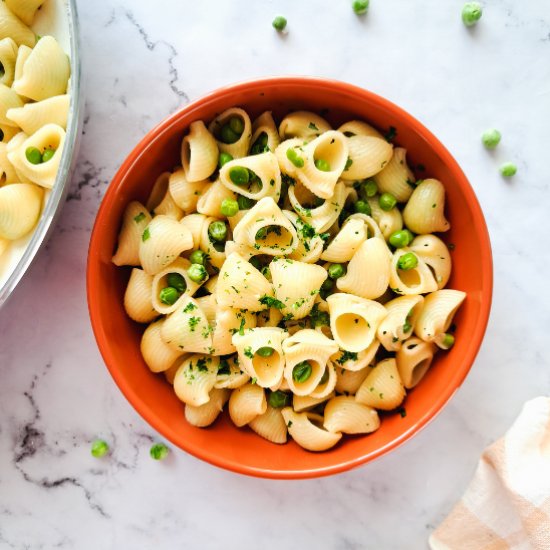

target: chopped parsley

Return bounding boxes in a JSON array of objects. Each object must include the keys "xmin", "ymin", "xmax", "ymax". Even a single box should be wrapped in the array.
[
  {"xmin": 141, "ymin": 228, "xmax": 150, "ymax": 242},
  {"xmin": 336, "ymin": 350, "xmax": 358, "ymax": 365},
  {"xmin": 188, "ymin": 316, "xmax": 200, "ymax": 331},
  {"xmin": 310, "ymin": 303, "xmax": 329, "ymax": 327},
  {"xmin": 384, "ymin": 126, "xmax": 397, "ymax": 142},
  {"xmin": 133, "ymin": 212, "xmax": 146, "ymax": 223},
  {"xmin": 196, "ymin": 358, "xmax": 208, "ymax": 372},
  {"xmin": 308, "ymin": 122, "xmax": 319, "ymax": 131},
  {"xmin": 259, "ymin": 295, "xmax": 285, "ymax": 310},
  {"xmin": 183, "ymin": 303, "xmax": 197, "ymax": 313},
  {"xmin": 244, "ymin": 346, "xmax": 254, "ymax": 359},
  {"xmin": 344, "ymin": 158, "xmax": 353, "ymax": 171},
  {"xmin": 217, "ymin": 359, "xmax": 230, "ymax": 375}
]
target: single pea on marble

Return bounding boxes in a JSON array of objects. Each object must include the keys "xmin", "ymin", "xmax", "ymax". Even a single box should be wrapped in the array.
[
  {"xmin": 481, "ymin": 129, "xmax": 501, "ymax": 149},
  {"xmin": 462, "ymin": 2, "xmax": 482, "ymax": 26},
  {"xmin": 500, "ymin": 162, "xmax": 517, "ymax": 177}
]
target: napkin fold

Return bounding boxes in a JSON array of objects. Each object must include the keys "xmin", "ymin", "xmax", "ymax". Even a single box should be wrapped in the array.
[{"xmin": 429, "ymin": 397, "xmax": 550, "ymax": 550}]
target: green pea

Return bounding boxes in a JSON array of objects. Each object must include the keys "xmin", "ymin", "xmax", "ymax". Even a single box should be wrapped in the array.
[
  {"xmin": 189, "ymin": 250, "xmax": 207, "ymax": 266},
  {"xmin": 402, "ymin": 321, "xmax": 412, "ymax": 333},
  {"xmin": 389, "ymin": 229, "xmax": 412, "ymax": 248},
  {"xmin": 328, "ymin": 263, "xmax": 346, "ymax": 280},
  {"xmin": 403, "ymin": 229, "xmax": 415, "ymax": 243},
  {"xmin": 208, "ymin": 221, "xmax": 228, "ymax": 243},
  {"xmin": 286, "ymin": 147, "xmax": 304, "ymax": 168},
  {"xmin": 188, "ymin": 263, "xmax": 207, "ymax": 283},
  {"xmin": 481, "ymin": 129, "xmax": 501, "ymax": 149},
  {"xmin": 167, "ymin": 272, "xmax": 186, "ymax": 293},
  {"xmin": 269, "ymin": 390, "xmax": 289, "ymax": 408},
  {"xmin": 397, "ymin": 252, "xmax": 418, "ymax": 271},
  {"xmin": 41, "ymin": 148, "xmax": 55, "ymax": 162},
  {"xmin": 321, "ymin": 278, "xmax": 334, "ymax": 292},
  {"xmin": 237, "ymin": 194, "xmax": 255, "ymax": 209},
  {"xmin": 442, "ymin": 333, "xmax": 455, "ymax": 349},
  {"xmin": 159, "ymin": 286, "xmax": 180, "ymax": 305},
  {"xmin": 229, "ymin": 116, "xmax": 244, "ymax": 135},
  {"xmin": 500, "ymin": 162, "xmax": 517, "ymax": 177},
  {"xmin": 256, "ymin": 346, "xmax": 274, "ymax": 357},
  {"xmin": 220, "ymin": 198, "xmax": 239, "ymax": 217},
  {"xmin": 292, "ymin": 361, "xmax": 312, "ymax": 383},
  {"xmin": 255, "ymin": 227, "xmax": 267, "ymax": 240},
  {"xmin": 314, "ymin": 158, "xmax": 331, "ymax": 172},
  {"xmin": 462, "ymin": 2, "xmax": 482, "ymax": 26},
  {"xmin": 150, "ymin": 442, "xmax": 170, "ymax": 460},
  {"xmin": 354, "ymin": 200, "xmax": 371, "ymax": 216},
  {"xmin": 25, "ymin": 146, "xmax": 42, "ymax": 165},
  {"xmin": 379, "ymin": 192, "xmax": 397, "ymax": 211},
  {"xmin": 272, "ymin": 15, "xmax": 287, "ymax": 31},
  {"xmin": 220, "ymin": 124, "xmax": 240, "ymax": 144},
  {"xmin": 218, "ymin": 152, "xmax": 233, "ymax": 168},
  {"xmin": 251, "ymin": 132, "xmax": 269, "ymax": 154},
  {"xmin": 90, "ymin": 439, "xmax": 109, "ymax": 458},
  {"xmin": 361, "ymin": 179, "xmax": 378, "ymax": 199},
  {"xmin": 352, "ymin": 0, "xmax": 369, "ymax": 15},
  {"xmin": 229, "ymin": 166, "xmax": 250, "ymax": 185}
]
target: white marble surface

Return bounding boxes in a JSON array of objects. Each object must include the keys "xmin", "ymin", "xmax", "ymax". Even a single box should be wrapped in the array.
[{"xmin": 1, "ymin": 1, "xmax": 550, "ymax": 548}]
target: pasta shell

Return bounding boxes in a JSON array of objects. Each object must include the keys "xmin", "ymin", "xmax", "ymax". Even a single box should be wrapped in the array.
[
  {"xmin": 228, "ymin": 383, "xmax": 267, "ymax": 427},
  {"xmin": 0, "ymin": 83, "xmax": 24, "ymax": 126},
  {"xmin": 250, "ymin": 111, "xmax": 280, "ymax": 154},
  {"xmin": 5, "ymin": 0, "xmax": 45, "ymax": 26},
  {"xmin": 140, "ymin": 319, "xmax": 183, "ymax": 373},
  {"xmin": 389, "ymin": 247, "xmax": 438, "ymax": 296},
  {"xmin": 0, "ymin": 182, "xmax": 42, "ymax": 239},
  {"xmin": 168, "ymin": 168, "xmax": 209, "ymax": 213},
  {"xmin": 396, "ymin": 337, "xmax": 436, "ymax": 389},
  {"xmin": 249, "ymin": 405, "xmax": 288, "ymax": 444},
  {"xmin": 214, "ymin": 354, "xmax": 250, "ymax": 389},
  {"xmin": 208, "ymin": 107, "xmax": 252, "ymax": 158},
  {"xmin": 0, "ymin": 3, "xmax": 36, "ymax": 47},
  {"xmin": 321, "ymin": 217, "xmax": 366, "ymax": 262},
  {"xmin": 281, "ymin": 408, "xmax": 342, "ymax": 452},
  {"xmin": 293, "ymin": 392, "xmax": 335, "ymax": 412},
  {"xmin": 6, "ymin": 94, "xmax": 69, "ymax": 135},
  {"xmin": 334, "ymin": 365, "xmax": 370, "ymax": 394},
  {"xmin": 278, "ymin": 111, "xmax": 331, "ymax": 140},
  {"xmin": 323, "ymin": 396, "xmax": 380, "ymax": 434},
  {"xmin": 181, "ymin": 120, "xmax": 218, "ymax": 182},
  {"xmin": 367, "ymin": 196, "xmax": 403, "ymax": 240},
  {"xmin": 0, "ymin": 37, "xmax": 17, "ymax": 86},
  {"xmin": 180, "ymin": 213, "xmax": 207, "ymax": 249},
  {"xmin": 410, "ymin": 234, "xmax": 452, "ymax": 289},
  {"xmin": 111, "ymin": 201, "xmax": 151, "ymax": 267},
  {"xmin": 196, "ymin": 179, "xmax": 236, "ymax": 218},
  {"xmin": 173, "ymin": 354, "xmax": 219, "ymax": 406},
  {"xmin": 355, "ymin": 358, "xmax": 406, "ymax": 411},
  {"xmin": 185, "ymin": 388, "xmax": 230, "ymax": 427},
  {"xmin": 123, "ymin": 268, "xmax": 158, "ymax": 323},
  {"xmin": 403, "ymin": 179, "xmax": 450, "ymax": 234},
  {"xmin": 337, "ymin": 120, "xmax": 384, "ymax": 139},
  {"xmin": 374, "ymin": 147, "xmax": 415, "ymax": 202},
  {"xmin": 342, "ymin": 135, "xmax": 393, "ymax": 180}
]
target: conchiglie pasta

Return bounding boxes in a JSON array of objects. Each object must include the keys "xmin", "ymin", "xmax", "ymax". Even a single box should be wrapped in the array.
[
  {"xmin": 396, "ymin": 337, "xmax": 436, "ymax": 389},
  {"xmin": 281, "ymin": 409, "xmax": 342, "ymax": 452},
  {"xmin": 376, "ymin": 295, "xmax": 424, "ymax": 352},
  {"xmin": 210, "ymin": 307, "xmax": 257, "ymax": 356},
  {"xmin": 414, "ymin": 289, "xmax": 466, "ymax": 348},
  {"xmin": 367, "ymin": 196, "xmax": 403, "ymax": 240},
  {"xmin": 248, "ymin": 405, "xmax": 287, "ymax": 444},
  {"xmin": 374, "ymin": 147, "xmax": 415, "ymax": 202},
  {"xmin": 5, "ymin": 0, "xmax": 45, "ymax": 26},
  {"xmin": 389, "ymin": 248, "xmax": 438, "ymax": 296},
  {"xmin": 6, "ymin": 94, "xmax": 70, "ymax": 135},
  {"xmin": 112, "ymin": 201, "xmax": 151, "ymax": 267},
  {"xmin": 342, "ymin": 135, "xmax": 393, "ymax": 181},
  {"xmin": 410, "ymin": 234, "xmax": 452, "ymax": 289},
  {"xmin": 168, "ymin": 168, "xmax": 209, "ymax": 213},
  {"xmin": 140, "ymin": 319, "xmax": 183, "ymax": 373},
  {"xmin": 181, "ymin": 120, "xmax": 218, "ymax": 182},
  {"xmin": 0, "ymin": 83, "xmax": 24, "ymax": 126},
  {"xmin": 355, "ymin": 358, "xmax": 406, "ymax": 411},
  {"xmin": 185, "ymin": 388, "xmax": 230, "ymax": 427},
  {"xmin": 196, "ymin": 179, "xmax": 236, "ymax": 218},
  {"xmin": 334, "ymin": 365, "xmax": 370, "ymax": 394},
  {"xmin": 321, "ymin": 217, "xmax": 366, "ymax": 263},
  {"xmin": 173, "ymin": 354, "xmax": 219, "ymax": 406},
  {"xmin": 228, "ymin": 383, "xmax": 266, "ymax": 427},
  {"xmin": 0, "ymin": 37, "xmax": 17, "ymax": 86},
  {"xmin": 13, "ymin": 36, "xmax": 70, "ymax": 101},
  {"xmin": 278, "ymin": 111, "xmax": 331, "ymax": 140},
  {"xmin": 208, "ymin": 107, "xmax": 252, "ymax": 159},
  {"xmin": 250, "ymin": 111, "xmax": 280, "ymax": 154},
  {"xmin": 403, "ymin": 179, "xmax": 450, "ymax": 234},
  {"xmin": 293, "ymin": 392, "xmax": 335, "ymax": 413},
  {"xmin": 0, "ymin": 182, "xmax": 42, "ymax": 239},
  {"xmin": 124, "ymin": 268, "xmax": 158, "ymax": 323},
  {"xmin": 180, "ymin": 213, "xmax": 207, "ymax": 249},
  {"xmin": 323, "ymin": 396, "xmax": 380, "ymax": 435},
  {"xmin": 337, "ymin": 120, "xmax": 384, "ymax": 139},
  {"xmin": 214, "ymin": 354, "xmax": 250, "ymax": 389},
  {"xmin": 0, "ymin": 2, "xmax": 36, "ymax": 47},
  {"xmin": 139, "ymin": 215, "xmax": 193, "ymax": 275}
]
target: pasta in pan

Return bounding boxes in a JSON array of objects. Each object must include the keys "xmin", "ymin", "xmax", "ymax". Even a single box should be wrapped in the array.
[{"xmin": 114, "ymin": 108, "xmax": 466, "ymax": 452}]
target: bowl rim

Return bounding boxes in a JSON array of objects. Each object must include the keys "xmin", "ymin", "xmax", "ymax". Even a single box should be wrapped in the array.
[{"xmin": 87, "ymin": 76, "xmax": 493, "ymax": 479}]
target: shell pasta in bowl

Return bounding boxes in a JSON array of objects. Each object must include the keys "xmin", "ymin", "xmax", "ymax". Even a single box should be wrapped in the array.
[{"xmin": 87, "ymin": 77, "xmax": 492, "ymax": 478}]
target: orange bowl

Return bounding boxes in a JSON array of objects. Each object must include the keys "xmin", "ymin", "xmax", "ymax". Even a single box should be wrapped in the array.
[{"xmin": 87, "ymin": 77, "xmax": 492, "ymax": 479}]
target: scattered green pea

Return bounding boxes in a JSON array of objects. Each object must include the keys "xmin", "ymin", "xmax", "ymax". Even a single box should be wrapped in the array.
[
  {"xmin": 41, "ymin": 148, "xmax": 55, "ymax": 162},
  {"xmin": 208, "ymin": 221, "xmax": 227, "ymax": 243},
  {"xmin": 354, "ymin": 200, "xmax": 371, "ymax": 216},
  {"xmin": 150, "ymin": 442, "xmax": 170, "ymax": 460},
  {"xmin": 292, "ymin": 361, "xmax": 312, "ymax": 383},
  {"xmin": 167, "ymin": 272, "xmax": 186, "ymax": 293},
  {"xmin": 328, "ymin": 263, "xmax": 346, "ymax": 280},
  {"xmin": 352, "ymin": 0, "xmax": 369, "ymax": 15},
  {"xmin": 397, "ymin": 252, "xmax": 418, "ymax": 271},
  {"xmin": 272, "ymin": 15, "xmax": 287, "ymax": 32},
  {"xmin": 189, "ymin": 250, "xmax": 207, "ymax": 266},
  {"xmin": 462, "ymin": 2, "xmax": 482, "ymax": 26},
  {"xmin": 220, "ymin": 124, "xmax": 240, "ymax": 144},
  {"xmin": 25, "ymin": 146, "xmax": 42, "ymax": 165},
  {"xmin": 286, "ymin": 147, "xmax": 304, "ymax": 168},
  {"xmin": 220, "ymin": 198, "xmax": 239, "ymax": 217},
  {"xmin": 218, "ymin": 152, "xmax": 233, "ymax": 168},
  {"xmin": 90, "ymin": 439, "xmax": 109, "ymax": 458},
  {"xmin": 441, "ymin": 333, "xmax": 455, "ymax": 349},
  {"xmin": 389, "ymin": 229, "xmax": 412, "ymax": 248},
  {"xmin": 379, "ymin": 192, "xmax": 397, "ymax": 211},
  {"xmin": 500, "ymin": 162, "xmax": 517, "ymax": 177},
  {"xmin": 229, "ymin": 166, "xmax": 250, "ymax": 185},
  {"xmin": 188, "ymin": 263, "xmax": 207, "ymax": 283},
  {"xmin": 481, "ymin": 129, "xmax": 501, "ymax": 149},
  {"xmin": 314, "ymin": 158, "xmax": 331, "ymax": 172},
  {"xmin": 237, "ymin": 194, "xmax": 255, "ymax": 210},
  {"xmin": 229, "ymin": 116, "xmax": 244, "ymax": 135},
  {"xmin": 269, "ymin": 390, "xmax": 290, "ymax": 408},
  {"xmin": 361, "ymin": 179, "xmax": 378, "ymax": 199},
  {"xmin": 159, "ymin": 286, "xmax": 180, "ymax": 305},
  {"xmin": 256, "ymin": 346, "xmax": 274, "ymax": 357}
]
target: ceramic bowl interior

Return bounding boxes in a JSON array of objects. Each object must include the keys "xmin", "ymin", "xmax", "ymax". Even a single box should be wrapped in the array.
[{"xmin": 87, "ymin": 77, "xmax": 492, "ymax": 479}]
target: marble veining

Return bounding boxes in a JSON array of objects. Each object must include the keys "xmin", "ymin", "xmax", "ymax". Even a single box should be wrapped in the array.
[{"xmin": 1, "ymin": 0, "xmax": 550, "ymax": 548}]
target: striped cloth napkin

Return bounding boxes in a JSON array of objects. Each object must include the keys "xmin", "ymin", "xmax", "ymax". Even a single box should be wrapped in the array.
[{"xmin": 429, "ymin": 397, "xmax": 550, "ymax": 550}]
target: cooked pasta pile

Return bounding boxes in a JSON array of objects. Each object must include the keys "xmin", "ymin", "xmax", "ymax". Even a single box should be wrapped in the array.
[
  {"xmin": 0, "ymin": 1, "xmax": 70, "ymax": 265},
  {"xmin": 114, "ymin": 107, "xmax": 466, "ymax": 452}
]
